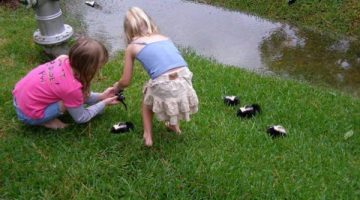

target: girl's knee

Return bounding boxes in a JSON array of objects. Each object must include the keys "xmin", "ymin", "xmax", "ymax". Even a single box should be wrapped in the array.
[{"xmin": 58, "ymin": 101, "xmax": 66, "ymax": 113}]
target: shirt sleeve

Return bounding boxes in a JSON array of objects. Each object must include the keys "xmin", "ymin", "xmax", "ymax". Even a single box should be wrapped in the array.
[
  {"xmin": 85, "ymin": 92, "xmax": 101, "ymax": 105},
  {"xmin": 67, "ymin": 101, "xmax": 106, "ymax": 124}
]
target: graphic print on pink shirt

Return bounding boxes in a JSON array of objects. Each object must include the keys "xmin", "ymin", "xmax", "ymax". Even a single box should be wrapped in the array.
[{"xmin": 13, "ymin": 57, "xmax": 84, "ymax": 119}]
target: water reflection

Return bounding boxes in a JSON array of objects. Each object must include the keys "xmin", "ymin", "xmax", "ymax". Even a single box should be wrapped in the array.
[
  {"xmin": 260, "ymin": 25, "xmax": 360, "ymax": 96},
  {"xmin": 64, "ymin": 0, "xmax": 280, "ymax": 69},
  {"xmin": 64, "ymin": 0, "xmax": 360, "ymax": 96}
]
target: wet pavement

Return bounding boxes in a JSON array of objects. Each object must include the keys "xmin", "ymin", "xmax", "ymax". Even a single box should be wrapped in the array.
[{"xmin": 65, "ymin": 0, "xmax": 360, "ymax": 96}]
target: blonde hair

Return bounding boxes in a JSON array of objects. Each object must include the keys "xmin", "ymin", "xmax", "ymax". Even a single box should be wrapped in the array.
[
  {"xmin": 123, "ymin": 7, "xmax": 159, "ymax": 45},
  {"xmin": 69, "ymin": 37, "xmax": 109, "ymax": 97}
]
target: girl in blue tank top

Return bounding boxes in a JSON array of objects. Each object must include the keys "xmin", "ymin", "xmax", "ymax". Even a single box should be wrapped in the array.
[{"xmin": 113, "ymin": 7, "xmax": 199, "ymax": 147}]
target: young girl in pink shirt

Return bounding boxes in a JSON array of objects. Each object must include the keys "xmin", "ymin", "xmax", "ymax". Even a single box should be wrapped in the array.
[{"xmin": 13, "ymin": 37, "xmax": 119, "ymax": 129}]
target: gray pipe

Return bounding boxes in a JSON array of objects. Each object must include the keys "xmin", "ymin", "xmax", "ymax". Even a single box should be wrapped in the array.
[{"xmin": 20, "ymin": 0, "xmax": 73, "ymax": 57}]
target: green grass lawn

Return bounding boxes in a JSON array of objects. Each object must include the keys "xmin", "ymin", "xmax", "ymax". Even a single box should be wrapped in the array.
[
  {"xmin": 1, "ymin": 6, "xmax": 360, "ymax": 199},
  {"xmin": 196, "ymin": 0, "xmax": 360, "ymax": 40}
]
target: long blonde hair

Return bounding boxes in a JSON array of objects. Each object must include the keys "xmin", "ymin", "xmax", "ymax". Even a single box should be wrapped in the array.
[
  {"xmin": 69, "ymin": 37, "xmax": 109, "ymax": 97},
  {"xmin": 123, "ymin": 7, "xmax": 159, "ymax": 45}
]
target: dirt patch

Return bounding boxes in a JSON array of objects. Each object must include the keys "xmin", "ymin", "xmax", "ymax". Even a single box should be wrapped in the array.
[
  {"xmin": 0, "ymin": 38, "xmax": 7, "ymax": 47},
  {"xmin": 0, "ymin": 0, "xmax": 19, "ymax": 9},
  {"xmin": 0, "ymin": 57, "xmax": 15, "ymax": 69}
]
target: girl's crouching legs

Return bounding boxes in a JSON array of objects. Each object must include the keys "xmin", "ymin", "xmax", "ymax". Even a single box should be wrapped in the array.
[
  {"xmin": 142, "ymin": 102, "xmax": 153, "ymax": 147},
  {"xmin": 42, "ymin": 118, "xmax": 68, "ymax": 129},
  {"xmin": 41, "ymin": 101, "xmax": 68, "ymax": 129}
]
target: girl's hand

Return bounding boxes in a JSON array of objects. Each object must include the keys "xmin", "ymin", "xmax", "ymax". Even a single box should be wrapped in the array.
[
  {"xmin": 112, "ymin": 82, "xmax": 122, "ymax": 94},
  {"xmin": 100, "ymin": 87, "xmax": 116, "ymax": 100},
  {"xmin": 102, "ymin": 96, "xmax": 120, "ymax": 106}
]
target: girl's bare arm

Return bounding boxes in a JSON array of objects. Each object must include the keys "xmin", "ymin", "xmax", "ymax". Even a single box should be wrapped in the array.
[{"xmin": 114, "ymin": 45, "xmax": 137, "ymax": 91}]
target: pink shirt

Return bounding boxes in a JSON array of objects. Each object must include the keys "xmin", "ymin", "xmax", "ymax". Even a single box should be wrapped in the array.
[{"xmin": 12, "ymin": 56, "xmax": 84, "ymax": 119}]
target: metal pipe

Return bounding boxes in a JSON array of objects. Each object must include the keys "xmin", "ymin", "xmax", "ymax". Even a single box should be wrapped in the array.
[{"xmin": 20, "ymin": 0, "xmax": 73, "ymax": 57}]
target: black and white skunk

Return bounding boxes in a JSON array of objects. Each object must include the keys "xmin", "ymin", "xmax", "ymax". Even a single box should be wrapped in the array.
[
  {"xmin": 116, "ymin": 90, "xmax": 127, "ymax": 110},
  {"xmin": 224, "ymin": 96, "xmax": 240, "ymax": 106},
  {"xmin": 237, "ymin": 104, "xmax": 261, "ymax": 118},
  {"xmin": 288, "ymin": 0, "xmax": 296, "ymax": 5},
  {"xmin": 267, "ymin": 125, "xmax": 287, "ymax": 137},
  {"xmin": 111, "ymin": 122, "xmax": 134, "ymax": 134}
]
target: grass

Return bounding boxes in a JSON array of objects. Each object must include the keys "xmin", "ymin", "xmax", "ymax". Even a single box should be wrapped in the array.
[
  {"xmin": 194, "ymin": 0, "xmax": 360, "ymax": 40},
  {"xmin": 1, "ymin": 6, "xmax": 360, "ymax": 200}
]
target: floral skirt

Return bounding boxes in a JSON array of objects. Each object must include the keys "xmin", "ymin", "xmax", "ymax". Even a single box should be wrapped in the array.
[{"xmin": 143, "ymin": 67, "xmax": 199, "ymax": 125}]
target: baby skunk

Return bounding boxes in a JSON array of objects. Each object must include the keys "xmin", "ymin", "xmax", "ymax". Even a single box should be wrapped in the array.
[
  {"xmin": 267, "ymin": 125, "xmax": 287, "ymax": 137},
  {"xmin": 288, "ymin": 0, "xmax": 296, "ymax": 5},
  {"xmin": 237, "ymin": 104, "xmax": 261, "ymax": 118},
  {"xmin": 116, "ymin": 90, "xmax": 127, "ymax": 110},
  {"xmin": 111, "ymin": 122, "xmax": 134, "ymax": 134},
  {"xmin": 224, "ymin": 96, "xmax": 240, "ymax": 106}
]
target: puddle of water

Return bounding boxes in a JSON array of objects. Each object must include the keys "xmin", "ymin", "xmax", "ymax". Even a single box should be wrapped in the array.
[
  {"xmin": 260, "ymin": 26, "xmax": 360, "ymax": 95},
  {"xmin": 65, "ymin": 0, "xmax": 360, "ymax": 96}
]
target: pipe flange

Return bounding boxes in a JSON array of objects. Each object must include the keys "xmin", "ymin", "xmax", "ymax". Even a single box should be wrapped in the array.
[{"xmin": 33, "ymin": 24, "xmax": 73, "ymax": 45}]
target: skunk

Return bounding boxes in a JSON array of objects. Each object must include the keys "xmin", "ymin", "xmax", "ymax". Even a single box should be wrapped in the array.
[
  {"xmin": 267, "ymin": 125, "xmax": 287, "ymax": 137},
  {"xmin": 111, "ymin": 122, "xmax": 134, "ymax": 134},
  {"xmin": 224, "ymin": 96, "xmax": 240, "ymax": 106},
  {"xmin": 288, "ymin": 0, "xmax": 296, "ymax": 5},
  {"xmin": 116, "ymin": 90, "xmax": 127, "ymax": 110},
  {"xmin": 237, "ymin": 104, "xmax": 261, "ymax": 118}
]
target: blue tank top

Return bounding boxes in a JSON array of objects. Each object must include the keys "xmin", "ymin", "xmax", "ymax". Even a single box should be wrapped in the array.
[{"xmin": 135, "ymin": 40, "xmax": 187, "ymax": 79}]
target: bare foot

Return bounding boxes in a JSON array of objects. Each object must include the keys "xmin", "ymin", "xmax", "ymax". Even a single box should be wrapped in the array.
[
  {"xmin": 143, "ymin": 131, "xmax": 153, "ymax": 147},
  {"xmin": 143, "ymin": 136, "xmax": 153, "ymax": 147},
  {"xmin": 42, "ymin": 118, "xmax": 68, "ymax": 129},
  {"xmin": 165, "ymin": 121, "xmax": 181, "ymax": 135}
]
